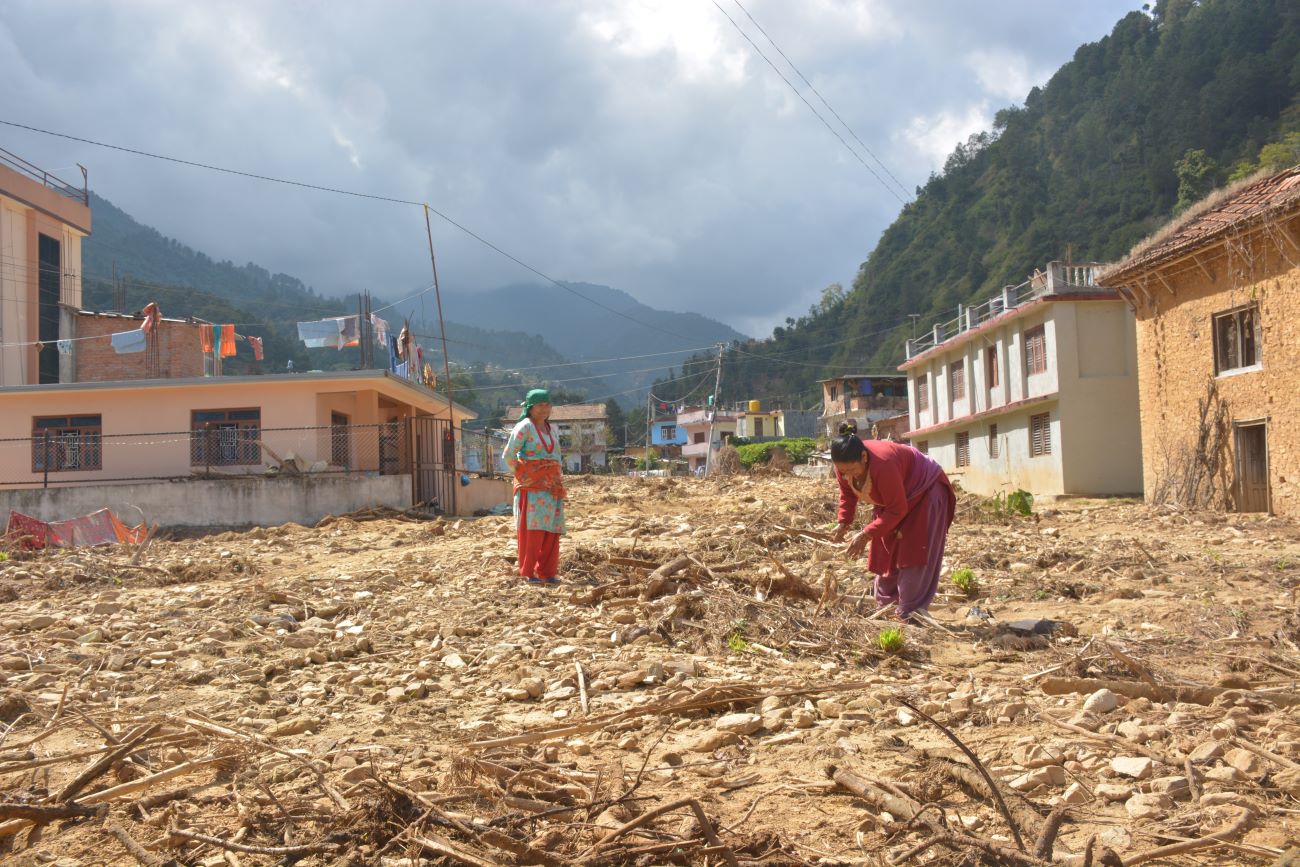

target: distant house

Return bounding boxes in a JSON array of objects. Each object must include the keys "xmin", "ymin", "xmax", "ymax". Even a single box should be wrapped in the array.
[
  {"xmin": 818, "ymin": 374, "xmax": 909, "ymax": 438},
  {"xmin": 677, "ymin": 405, "xmax": 737, "ymax": 474},
  {"xmin": 733, "ymin": 401, "xmax": 819, "ymax": 441},
  {"xmin": 900, "ymin": 261, "xmax": 1141, "ymax": 499},
  {"xmin": 1100, "ymin": 165, "xmax": 1300, "ymax": 515},
  {"xmin": 501, "ymin": 403, "xmax": 609, "ymax": 472},
  {"xmin": 650, "ymin": 415, "xmax": 687, "ymax": 461}
]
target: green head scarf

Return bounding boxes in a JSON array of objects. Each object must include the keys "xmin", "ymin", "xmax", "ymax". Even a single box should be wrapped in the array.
[{"xmin": 519, "ymin": 388, "xmax": 552, "ymax": 421}]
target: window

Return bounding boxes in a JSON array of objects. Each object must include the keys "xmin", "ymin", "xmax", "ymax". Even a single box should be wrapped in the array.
[
  {"xmin": 988, "ymin": 423, "xmax": 999, "ymax": 458},
  {"xmin": 1213, "ymin": 304, "xmax": 1261, "ymax": 374},
  {"xmin": 693, "ymin": 432, "xmax": 705, "ymax": 444},
  {"xmin": 829, "ymin": 386, "xmax": 838, "ymax": 402},
  {"xmin": 661, "ymin": 424, "xmax": 676, "ymax": 441},
  {"xmin": 1029, "ymin": 412, "xmax": 1052, "ymax": 457},
  {"xmin": 32, "ymin": 415, "xmax": 102, "ymax": 472},
  {"xmin": 191, "ymin": 409, "xmax": 261, "ymax": 466},
  {"xmin": 956, "ymin": 432, "xmax": 970, "ymax": 467},
  {"xmin": 1025, "ymin": 325, "xmax": 1047, "ymax": 375},
  {"xmin": 915, "ymin": 440, "xmax": 929, "ymax": 454},
  {"xmin": 985, "ymin": 346, "xmax": 1000, "ymax": 389},
  {"xmin": 950, "ymin": 361, "xmax": 966, "ymax": 401},
  {"xmin": 916, "ymin": 377, "xmax": 929, "ymax": 412}
]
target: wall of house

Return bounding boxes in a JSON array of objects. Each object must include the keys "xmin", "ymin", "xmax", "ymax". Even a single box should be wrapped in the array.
[
  {"xmin": 1125, "ymin": 220, "xmax": 1300, "ymax": 515},
  {"xmin": 0, "ymin": 473, "xmax": 411, "ymax": 528},
  {"xmin": 73, "ymin": 315, "xmax": 206, "ymax": 382},
  {"xmin": 917, "ymin": 405, "xmax": 1065, "ymax": 498},
  {"xmin": 1055, "ymin": 302, "xmax": 1144, "ymax": 496},
  {"xmin": 0, "ymin": 197, "xmax": 31, "ymax": 388},
  {"xmin": 0, "ymin": 377, "xmax": 462, "ymax": 487}
]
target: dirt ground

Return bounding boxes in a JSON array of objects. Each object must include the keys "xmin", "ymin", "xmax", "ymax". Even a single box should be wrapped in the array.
[{"xmin": 2, "ymin": 474, "xmax": 1300, "ymax": 866}]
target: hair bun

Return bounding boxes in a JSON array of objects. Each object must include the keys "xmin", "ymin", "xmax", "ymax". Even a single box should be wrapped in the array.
[{"xmin": 838, "ymin": 421, "xmax": 858, "ymax": 437}]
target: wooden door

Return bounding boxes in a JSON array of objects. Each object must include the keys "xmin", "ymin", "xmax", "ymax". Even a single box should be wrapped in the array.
[{"xmin": 1234, "ymin": 422, "xmax": 1270, "ymax": 513}]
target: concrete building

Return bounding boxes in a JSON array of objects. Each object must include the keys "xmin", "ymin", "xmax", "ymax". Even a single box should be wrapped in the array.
[
  {"xmin": 500, "ymin": 404, "xmax": 610, "ymax": 472},
  {"xmin": 818, "ymin": 374, "xmax": 909, "ymax": 438},
  {"xmin": 678, "ymin": 406, "xmax": 737, "ymax": 473},
  {"xmin": 900, "ymin": 261, "xmax": 1141, "ymax": 499},
  {"xmin": 732, "ymin": 402, "xmax": 820, "ymax": 441},
  {"xmin": 0, "ymin": 148, "xmax": 91, "ymax": 387},
  {"xmin": 650, "ymin": 415, "xmax": 687, "ymax": 461},
  {"xmin": 1101, "ymin": 165, "xmax": 1300, "ymax": 515}
]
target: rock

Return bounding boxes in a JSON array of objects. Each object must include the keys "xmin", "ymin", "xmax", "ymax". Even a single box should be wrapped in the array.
[
  {"xmin": 1061, "ymin": 782, "xmax": 1088, "ymax": 804},
  {"xmin": 1015, "ymin": 744, "xmax": 1059, "ymax": 769},
  {"xmin": 1125, "ymin": 793, "xmax": 1171, "ymax": 820},
  {"xmin": 568, "ymin": 739, "xmax": 591, "ymax": 756},
  {"xmin": 895, "ymin": 708, "xmax": 916, "ymax": 727},
  {"xmin": 1189, "ymin": 740, "xmax": 1225, "ymax": 762},
  {"xmin": 1210, "ymin": 720, "xmax": 1238, "ymax": 739},
  {"xmin": 1083, "ymin": 688, "xmax": 1118, "ymax": 714},
  {"xmin": 1203, "ymin": 765, "xmax": 1246, "ymax": 783},
  {"xmin": 815, "ymin": 699, "xmax": 845, "ymax": 718},
  {"xmin": 1273, "ymin": 767, "xmax": 1300, "ymax": 799},
  {"xmin": 1224, "ymin": 748, "xmax": 1265, "ymax": 777},
  {"xmin": 501, "ymin": 687, "xmax": 532, "ymax": 701},
  {"xmin": 25, "ymin": 615, "xmax": 57, "ymax": 630},
  {"xmin": 715, "ymin": 712, "xmax": 762, "ymax": 735},
  {"xmin": 1111, "ymin": 756, "xmax": 1153, "ymax": 780},
  {"xmin": 1008, "ymin": 766, "xmax": 1066, "ymax": 791},
  {"xmin": 1097, "ymin": 783, "xmax": 1134, "ymax": 802},
  {"xmin": 519, "ymin": 677, "xmax": 544, "ymax": 699},
  {"xmin": 1199, "ymin": 791, "xmax": 1256, "ymax": 808},
  {"xmin": 1116, "ymin": 720, "xmax": 1145, "ymax": 742},
  {"xmin": 1272, "ymin": 847, "xmax": 1300, "ymax": 867},
  {"xmin": 791, "ymin": 708, "xmax": 816, "ymax": 729},
  {"xmin": 442, "ymin": 653, "xmax": 466, "ymax": 669},
  {"xmin": 1150, "ymin": 775, "xmax": 1190, "ymax": 800},
  {"xmin": 690, "ymin": 730, "xmax": 740, "ymax": 753},
  {"xmin": 385, "ymin": 686, "xmax": 406, "ymax": 702},
  {"xmin": 1067, "ymin": 712, "xmax": 1102, "ymax": 731}
]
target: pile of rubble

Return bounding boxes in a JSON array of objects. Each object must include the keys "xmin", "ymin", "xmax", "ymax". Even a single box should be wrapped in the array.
[{"xmin": 0, "ymin": 475, "xmax": 1298, "ymax": 865}]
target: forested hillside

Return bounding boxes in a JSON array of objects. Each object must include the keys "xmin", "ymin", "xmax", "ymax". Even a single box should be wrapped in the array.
[{"xmin": 692, "ymin": 0, "xmax": 1300, "ymax": 408}]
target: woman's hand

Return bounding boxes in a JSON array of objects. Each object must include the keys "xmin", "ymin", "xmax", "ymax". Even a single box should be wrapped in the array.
[
  {"xmin": 830, "ymin": 522, "xmax": 851, "ymax": 543},
  {"xmin": 845, "ymin": 530, "xmax": 869, "ymax": 559}
]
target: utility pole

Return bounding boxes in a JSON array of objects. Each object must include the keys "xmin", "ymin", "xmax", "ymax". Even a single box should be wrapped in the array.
[
  {"xmin": 644, "ymin": 391, "xmax": 652, "ymax": 479},
  {"xmin": 704, "ymin": 343, "xmax": 725, "ymax": 477},
  {"xmin": 908, "ymin": 313, "xmax": 920, "ymax": 339}
]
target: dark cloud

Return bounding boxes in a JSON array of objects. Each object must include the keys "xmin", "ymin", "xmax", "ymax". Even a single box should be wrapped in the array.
[{"xmin": 1, "ymin": 0, "xmax": 1138, "ymax": 337}]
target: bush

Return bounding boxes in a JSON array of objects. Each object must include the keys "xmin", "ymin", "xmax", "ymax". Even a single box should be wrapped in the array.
[
  {"xmin": 713, "ymin": 444, "xmax": 742, "ymax": 476},
  {"xmin": 734, "ymin": 437, "xmax": 817, "ymax": 468},
  {"xmin": 951, "ymin": 567, "xmax": 979, "ymax": 596},
  {"xmin": 1006, "ymin": 489, "xmax": 1034, "ymax": 516}
]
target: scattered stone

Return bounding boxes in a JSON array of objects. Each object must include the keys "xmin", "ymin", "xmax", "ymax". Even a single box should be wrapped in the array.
[
  {"xmin": 690, "ymin": 730, "xmax": 740, "ymax": 753},
  {"xmin": 1097, "ymin": 783, "xmax": 1134, "ymax": 802},
  {"xmin": 1083, "ymin": 688, "xmax": 1118, "ymax": 714},
  {"xmin": 1224, "ymin": 747, "xmax": 1265, "ymax": 777},
  {"xmin": 1111, "ymin": 756, "xmax": 1153, "ymax": 780},
  {"xmin": 715, "ymin": 712, "xmax": 762, "ymax": 735},
  {"xmin": 1125, "ymin": 792, "xmax": 1172, "ymax": 820}
]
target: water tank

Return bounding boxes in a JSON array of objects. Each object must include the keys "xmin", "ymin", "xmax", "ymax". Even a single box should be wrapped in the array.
[{"xmin": 748, "ymin": 399, "xmax": 761, "ymax": 413}]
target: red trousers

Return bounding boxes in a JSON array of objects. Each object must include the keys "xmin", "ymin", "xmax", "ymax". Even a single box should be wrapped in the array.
[{"xmin": 517, "ymin": 509, "xmax": 560, "ymax": 580}]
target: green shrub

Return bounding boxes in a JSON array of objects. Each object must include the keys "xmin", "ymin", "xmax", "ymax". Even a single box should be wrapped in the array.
[
  {"xmin": 1006, "ymin": 489, "xmax": 1034, "ymax": 516},
  {"xmin": 951, "ymin": 567, "xmax": 979, "ymax": 596},
  {"xmin": 734, "ymin": 438, "xmax": 817, "ymax": 468},
  {"xmin": 876, "ymin": 627, "xmax": 905, "ymax": 653}
]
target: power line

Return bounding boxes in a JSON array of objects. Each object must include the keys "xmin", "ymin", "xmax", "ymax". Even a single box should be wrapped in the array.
[
  {"xmin": 729, "ymin": 0, "xmax": 912, "ymax": 201},
  {"xmin": 708, "ymin": 1, "xmax": 907, "ymax": 204},
  {"xmin": 0, "ymin": 118, "xmax": 700, "ymax": 345}
]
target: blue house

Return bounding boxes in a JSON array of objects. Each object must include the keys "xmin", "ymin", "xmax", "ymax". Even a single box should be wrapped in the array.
[{"xmin": 651, "ymin": 417, "xmax": 688, "ymax": 448}]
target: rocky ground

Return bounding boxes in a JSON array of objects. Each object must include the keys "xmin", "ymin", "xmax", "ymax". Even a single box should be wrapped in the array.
[{"xmin": 2, "ymin": 474, "xmax": 1300, "ymax": 866}]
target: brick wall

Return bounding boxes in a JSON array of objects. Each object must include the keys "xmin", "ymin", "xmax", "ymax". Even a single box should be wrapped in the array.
[
  {"xmin": 1129, "ymin": 211, "xmax": 1300, "ymax": 516},
  {"xmin": 74, "ymin": 314, "xmax": 205, "ymax": 382}
]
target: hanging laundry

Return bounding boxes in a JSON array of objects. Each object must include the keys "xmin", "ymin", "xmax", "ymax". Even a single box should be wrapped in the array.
[
  {"xmin": 56, "ymin": 339, "xmax": 73, "ymax": 356},
  {"xmin": 141, "ymin": 302, "xmax": 162, "ymax": 335},
  {"xmin": 415, "ymin": 347, "xmax": 424, "ymax": 381},
  {"xmin": 394, "ymin": 360, "xmax": 409, "ymax": 379},
  {"xmin": 297, "ymin": 318, "xmax": 345, "ymax": 349},
  {"xmin": 388, "ymin": 335, "xmax": 399, "ymax": 372},
  {"xmin": 248, "ymin": 336, "xmax": 264, "ymax": 362},
  {"xmin": 370, "ymin": 315, "xmax": 389, "ymax": 347},
  {"xmin": 219, "ymin": 324, "xmax": 237, "ymax": 358},
  {"xmin": 340, "ymin": 315, "xmax": 361, "ymax": 348},
  {"xmin": 111, "ymin": 328, "xmax": 146, "ymax": 354},
  {"xmin": 199, "ymin": 324, "xmax": 215, "ymax": 353},
  {"xmin": 395, "ymin": 324, "xmax": 410, "ymax": 359}
]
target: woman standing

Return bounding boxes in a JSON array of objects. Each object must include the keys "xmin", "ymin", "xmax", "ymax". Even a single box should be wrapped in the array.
[
  {"xmin": 829, "ymin": 422, "xmax": 956, "ymax": 622},
  {"xmin": 503, "ymin": 389, "xmax": 566, "ymax": 585}
]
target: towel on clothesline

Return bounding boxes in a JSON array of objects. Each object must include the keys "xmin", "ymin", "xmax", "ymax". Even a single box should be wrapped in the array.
[
  {"xmin": 56, "ymin": 340, "xmax": 73, "ymax": 356},
  {"xmin": 141, "ymin": 302, "xmax": 162, "ymax": 335},
  {"xmin": 297, "ymin": 318, "xmax": 345, "ymax": 349},
  {"xmin": 111, "ymin": 328, "xmax": 146, "ymax": 354},
  {"xmin": 370, "ymin": 315, "xmax": 389, "ymax": 346},
  {"xmin": 200, "ymin": 324, "xmax": 215, "ymax": 353},
  {"xmin": 248, "ymin": 336, "xmax": 264, "ymax": 362},
  {"xmin": 220, "ymin": 324, "xmax": 237, "ymax": 358},
  {"xmin": 340, "ymin": 315, "xmax": 360, "ymax": 348}
]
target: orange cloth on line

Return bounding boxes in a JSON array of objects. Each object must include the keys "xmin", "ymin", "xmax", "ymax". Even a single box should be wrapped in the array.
[
  {"xmin": 219, "ymin": 324, "xmax": 237, "ymax": 358},
  {"xmin": 248, "ymin": 336, "xmax": 264, "ymax": 361},
  {"xmin": 513, "ymin": 459, "xmax": 566, "ymax": 501},
  {"xmin": 199, "ymin": 324, "xmax": 215, "ymax": 353}
]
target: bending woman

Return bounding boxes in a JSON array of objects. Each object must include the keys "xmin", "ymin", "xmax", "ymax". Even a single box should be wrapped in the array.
[
  {"xmin": 829, "ymin": 422, "xmax": 956, "ymax": 621},
  {"xmin": 503, "ymin": 389, "xmax": 566, "ymax": 586}
]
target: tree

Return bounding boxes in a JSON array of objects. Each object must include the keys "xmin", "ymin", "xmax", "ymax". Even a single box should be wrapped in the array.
[
  {"xmin": 1174, "ymin": 149, "xmax": 1219, "ymax": 213},
  {"xmin": 604, "ymin": 398, "xmax": 626, "ymax": 447}
]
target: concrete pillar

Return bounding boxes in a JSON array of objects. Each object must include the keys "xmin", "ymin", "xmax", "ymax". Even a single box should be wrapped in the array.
[{"xmin": 58, "ymin": 306, "xmax": 77, "ymax": 383}]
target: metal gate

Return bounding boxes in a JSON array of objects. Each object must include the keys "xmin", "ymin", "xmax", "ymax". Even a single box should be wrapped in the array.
[{"xmin": 407, "ymin": 416, "xmax": 457, "ymax": 514}]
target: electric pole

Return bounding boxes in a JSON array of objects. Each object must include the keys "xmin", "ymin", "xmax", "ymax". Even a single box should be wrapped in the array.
[
  {"xmin": 704, "ymin": 344, "xmax": 725, "ymax": 477},
  {"xmin": 645, "ymin": 391, "xmax": 652, "ymax": 479}
]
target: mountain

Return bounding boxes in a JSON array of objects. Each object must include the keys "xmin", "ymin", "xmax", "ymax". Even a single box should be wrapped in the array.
[
  {"xmin": 690, "ymin": 0, "xmax": 1300, "ymax": 407},
  {"xmin": 442, "ymin": 283, "xmax": 749, "ymax": 362}
]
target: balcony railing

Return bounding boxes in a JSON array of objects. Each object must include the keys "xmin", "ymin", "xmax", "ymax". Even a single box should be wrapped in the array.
[
  {"xmin": 0, "ymin": 147, "xmax": 88, "ymax": 206},
  {"xmin": 905, "ymin": 261, "xmax": 1106, "ymax": 359}
]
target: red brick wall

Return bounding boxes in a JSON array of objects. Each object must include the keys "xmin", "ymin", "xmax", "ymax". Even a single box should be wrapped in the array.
[{"xmin": 74, "ymin": 314, "xmax": 205, "ymax": 382}]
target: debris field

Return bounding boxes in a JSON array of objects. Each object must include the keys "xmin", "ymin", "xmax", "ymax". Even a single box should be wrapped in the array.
[{"xmin": 2, "ymin": 474, "xmax": 1300, "ymax": 866}]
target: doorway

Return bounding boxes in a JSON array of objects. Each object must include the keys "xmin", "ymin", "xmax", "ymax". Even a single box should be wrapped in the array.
[{"xmin": 1233, "ymin": 421, "xmax": 1269, "ymax": 513}]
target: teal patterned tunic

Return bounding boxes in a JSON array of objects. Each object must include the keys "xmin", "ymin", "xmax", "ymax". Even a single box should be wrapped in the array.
[{"xmin": 504, "ymin": 419, "xmax": 566, "ymax": 535}]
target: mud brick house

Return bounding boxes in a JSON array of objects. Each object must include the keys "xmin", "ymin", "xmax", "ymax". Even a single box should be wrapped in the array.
[
  {"xmin": 1101, "ymin": 165, "xmax": 1300, "ymax": 515},
  {"xmin": 900, "ymin": 261, "xmax": 1141, "ymax": 499}
]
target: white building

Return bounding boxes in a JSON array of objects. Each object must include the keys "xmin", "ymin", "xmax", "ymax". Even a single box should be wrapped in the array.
[{"xmin": 900, "ymin": 261, "xmax": 1141, "ymax": 498}]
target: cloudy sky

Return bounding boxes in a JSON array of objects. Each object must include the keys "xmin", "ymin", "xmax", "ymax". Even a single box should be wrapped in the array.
[{"xmin": 1, "ymin": 0, "xmax": 1138, "ymax": 338}]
